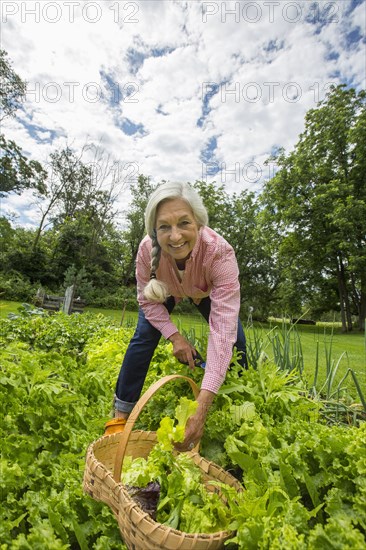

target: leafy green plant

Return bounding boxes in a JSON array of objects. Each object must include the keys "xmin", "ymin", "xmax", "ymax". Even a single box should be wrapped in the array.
[
  {"xmin": 245, "ymin": 323, "xmax": 267, "ymax": 369},
  {"xmin": 122, "ymin": 398, "xmax": 233, "ymax": 533},
  {"xmin": 310, "ymin": 330, "xmax": 366, "ymax": 425},
  {"xmin": 267, "ymin": 320, "xmax": 304, "ymax": 374},
  {"xmin": 0, "ymin": 271, "xmax": 39, "ymax": 301},
  {"xmin": 0, "ymin": 309, "xmax": 115, "ymax": 353},
  {"xmin": 224, "ymin": 413, "xmax": 366, "ymax": 549},
  {"xmin": 7, "ymin": 302, "xmax": 47, "ymax": 319},
  {"xmin": 244, "ymin": 321, "xmax": 365, "ymax": 426},
  {"xmin": 0, "ymin": 341, "xmax": 126, "ymax": 549},
  {"xmin": 1, "ymin": 310, "xmax": 365, "ymax": 548}
]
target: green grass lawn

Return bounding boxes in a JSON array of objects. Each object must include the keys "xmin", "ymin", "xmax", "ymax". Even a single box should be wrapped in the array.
[
  {"xmin": 0, "ymin": 300, "xmax": 23, "ymax": 318},
  {"xmin": 2, "ymin": 300, "xmax": 365, "ymax": 401}
]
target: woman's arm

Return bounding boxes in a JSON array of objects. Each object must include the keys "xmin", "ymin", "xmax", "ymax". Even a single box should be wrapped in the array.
[
  {"xmin": 176, "ymin": 244, "xmax": 241, "ymax": 451},
  {"xmin": 137, "ymin": 236, "xmax": 240, "ymax": 449},
  {"xmin": 200, "ymin": 243, "xmax": 241, "ymax": 394}
]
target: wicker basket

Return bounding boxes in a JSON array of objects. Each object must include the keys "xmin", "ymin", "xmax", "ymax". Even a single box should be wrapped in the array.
[{"xmin": 83, "ymin": 374, "xmax": 243, "ymax": 550}]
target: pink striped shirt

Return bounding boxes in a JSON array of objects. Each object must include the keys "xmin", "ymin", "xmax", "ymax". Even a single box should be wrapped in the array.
[{"xmin": 136, "ymin": 226, "xmax": 240, "ymax": 394}]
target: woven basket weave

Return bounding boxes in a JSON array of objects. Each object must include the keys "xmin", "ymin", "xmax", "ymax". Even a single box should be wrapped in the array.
[{"xmin": 83, "ymin": 374, "xmax": 242, "ymax": 550}]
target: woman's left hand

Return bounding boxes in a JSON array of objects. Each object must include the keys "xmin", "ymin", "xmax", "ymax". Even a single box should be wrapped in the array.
[{"xmin": 174, "ymin": 389, "xmax": 215, "ymax": 452}]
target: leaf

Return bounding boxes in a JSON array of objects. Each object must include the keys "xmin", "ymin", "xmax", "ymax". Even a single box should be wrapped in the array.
[
  {"xmin": 165, "ymin": 502, "xmax": 183, "ymax": 529},
  {"xmin": 279, "ymin": 462, "xmax": 299, "ymax": 499},
  {"xmin": 8, "ymin": 512, "xmax": 28, "ymax": 530},
  {"xmin": 125, "ymin": 482, "xmax": 160, "ymax": 520},
  {"xmin": 156, "ymin": 417, "xmax": 175, "ymax": 450},
  {"xmin": 175, "ymin": 397, "xmax": 198, "ymax": 428},
  {"xmin": 156, "ymin": 398, "xmax": 197, "ymax": 450},
  {"xmin": 72, "ymin": 519, "xmax": 89, "ymax": 550},
  {"xmin": 303, "ymin": 471, "xmax": 321, "ymax": 508},
  {"xmin": 48, "ymin": 508, "xmax": 69, "ymax": 545},
  {"xmin": 229, "ymin": 450, "xmax": 257, "ymax": 471},
  {"xmin": 218, "ymin": 382, "xmax": 247, "ymax": 395},
  {"xmin": 231, "ymin": 402, "xmax": 256, "ymax": 424}
]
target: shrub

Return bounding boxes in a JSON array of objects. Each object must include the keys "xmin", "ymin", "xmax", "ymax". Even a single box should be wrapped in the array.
[
  {"xmin": 86, "ymin": 286, "xmax": 139, "ymax": 310},
  {"xmin": 0, "ymin": 271, "xmax": 39, "ymax": 301}
]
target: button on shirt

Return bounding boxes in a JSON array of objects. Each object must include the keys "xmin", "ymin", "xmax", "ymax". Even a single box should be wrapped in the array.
[{"xmin": 135, "ymin": 226, "xmax": 240, "ymax": 394}]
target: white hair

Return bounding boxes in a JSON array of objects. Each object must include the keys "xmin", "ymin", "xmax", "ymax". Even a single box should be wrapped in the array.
[{"xmin": 143, "ymin": 182, "xmax": 208, "ymax": 303}]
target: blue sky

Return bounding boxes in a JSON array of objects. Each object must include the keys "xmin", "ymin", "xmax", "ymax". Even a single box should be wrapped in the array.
[{"xmin": 1, "ymin": 0, "xmax": 365, "ymax": 228}]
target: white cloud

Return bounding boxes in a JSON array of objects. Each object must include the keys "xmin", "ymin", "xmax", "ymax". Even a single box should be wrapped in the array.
[{"xmin": 1, "ymin": 0, "xmax": 365, "ymax": 224}]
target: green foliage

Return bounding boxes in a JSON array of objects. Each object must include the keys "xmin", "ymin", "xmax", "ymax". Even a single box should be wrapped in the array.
[
  {"xmin": 119, "ymin": 175, "xmax": 157, "ymax": 285},
  {"xmin": 1, "ymin": 298, "xmax": 365, "ymax": 547},
  {"xmin": 129, "ymin": 345, "xmax": 365, "ymax": 548},
  {"xmin": 0, "ymin": 49, "xmax": 26, "ymax": 119},
  {"xmin": 0, "ymin": 309, "xmax": 190, "ymax": 547},
  {"xmin": 266, "ymin": 322, "xmax": 304, "ymax": 374},
  {"xmin": 7, "ymin": 302, "xmax": 46, "ymax": 319},
  {"xmin": 22, "ymin": 144, "xmax": 126, "ymax": 293},
  {"xmin": 62, "ymin": 264, "xmax": 95, "ymax": 302},
  {"xmin": 0, "ymin": 309, "xmax": 116, "ymax": 354},
  {"xmin": 85, "ymin": 285, "xmax": 138, "ymax": 310},
  {"xmin": 193, "ymin": 180, "xmax": 276, "ymax": 319},
  {"xmin": 224, "ymin": 418, "xmax": 366, "ymax": 549},
  {"xmin": 47, "ymin": 147, "xmax": 110, "ymax": 226},
  {"xmin": 0, "ymin": 134, "xmax": 47, "ymax": 197},
  {"xmin": 1, "ymin": 48, "xmax": 47, "ymax": 197},
  {"xmin": 0, "ymin": 271, "xmax": 39, "ymax": 302},
  {"xmin": 0, "ymin": 221, "xmax": 57, "ymax": 292},
  {"xmin": 262, "ymin": 85, "xmax": 366, "ymax": 331},
  {"xmin": 156, "ymin": 397, "xmax": 198, "ymax": 450},
  {"xmin": 0, "ymin": 329, "xmax": 131, "ymax": 547}
]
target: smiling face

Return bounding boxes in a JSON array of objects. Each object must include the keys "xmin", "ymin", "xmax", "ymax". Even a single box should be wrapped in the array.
[{"xmin": 155, "ymin": 198, "xmax": 199, "ymax": 264}]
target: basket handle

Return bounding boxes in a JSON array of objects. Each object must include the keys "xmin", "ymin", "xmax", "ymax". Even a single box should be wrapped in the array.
[{"xmin": 113, "ymin": 374, "xmax": 200, "ymax": 482}]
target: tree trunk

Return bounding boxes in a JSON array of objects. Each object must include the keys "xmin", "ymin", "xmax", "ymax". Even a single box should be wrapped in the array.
[
  {"xmin": 340, "ymin": 257, "xmax": 353, "ymax": 331},
  {"xmin": 337, "ymin": 270, "xmax": 347, "ymax": 333},
  {"xmin": 349, "ymin": 272, "xmax": 360, "ymax": 313},
  {"xmin": 32, "ymin": 209, "xmax": 48, "ymax": 251},
  {"xmin": 336, "ymin": 254, "xmax": 353, "ymax": 332},
  {"xmin": 359, "ymin": 271, "xmax": 366, "ymax": 331},
  {"xmin": 32, "ymin": 187, "xmax": 64, "ymax": 251},
  {"xmin": 349, "ymin": 271, "xmax": 365, "ymax": 331}
]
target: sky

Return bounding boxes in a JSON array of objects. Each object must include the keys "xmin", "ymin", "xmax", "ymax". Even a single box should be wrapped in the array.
[{"xmin": 1, "ymin": 0, "xmax": 366, "ymax": 228}]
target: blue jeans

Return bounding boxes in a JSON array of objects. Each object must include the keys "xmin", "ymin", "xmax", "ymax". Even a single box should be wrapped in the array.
[{"xmin": 114, "ymin": 296, "xmax": 247, "ymax": 413}]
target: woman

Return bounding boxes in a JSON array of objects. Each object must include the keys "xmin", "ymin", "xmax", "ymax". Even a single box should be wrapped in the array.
[{"xmin": 105, "ymin": 182, "xmax": 247, "ymax": 450}]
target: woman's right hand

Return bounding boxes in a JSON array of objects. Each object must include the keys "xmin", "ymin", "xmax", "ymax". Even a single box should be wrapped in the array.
[{"xmin": 169, "ymin": 332, "xmax": 196, "ymax": 370}]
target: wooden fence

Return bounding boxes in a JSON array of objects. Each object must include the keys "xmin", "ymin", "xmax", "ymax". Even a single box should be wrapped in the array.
[{"xmin": 35, "ymin": 285, "xmax": 86, "ymax": 314}]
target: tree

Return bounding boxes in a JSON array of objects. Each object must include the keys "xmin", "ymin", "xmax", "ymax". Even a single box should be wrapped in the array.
[
  {"xmin": 0, "ymin": 49, "xmax": 47, "ymax": 197},
  {"xmin": 32, "ymin": 144, "xmax": 124, "ymax": 248},
  {"xmin": 1, "ymin": 224, "xmax": 50, "ymax": 283},
  {"xmin": 51, "ymin": 213, "xmax": 118, "ymax": 289},
  {"xmin": 0, "ymin": 49, "xmax": 26, "ymax": 120},
  {"xmin": 30, "ymin": 144, "xmax": 131, "ymax": 290},
  {"xmin": 192, "ymin": 181, "xmax": 229, "ymax": 233},
  {"xmin": 193, "ymin": 180, "xmax": 276, "ymax": 319},
  {"xmin": 31, "ymin": 147, "xmax": 88, "ymax": 250},
  {"xmin": 0, "ymin": 135, "xmax": 47, "ymax": 197},
  {"xmin": 232, "ymin": 192, "xmax": 281, "ymax": 320},
  {"xmin": 120, "ymin": 175, "xmax": 157, "ymax": 285},
  {"xmin": 262, "ymin": 85, "xmax": 366, "ymax": 331}
]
